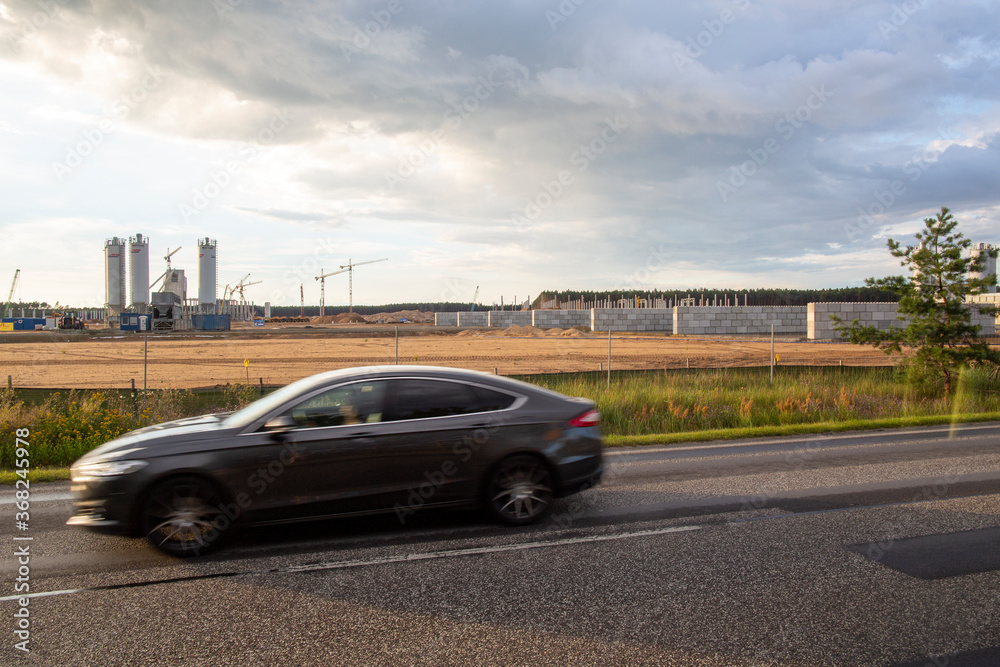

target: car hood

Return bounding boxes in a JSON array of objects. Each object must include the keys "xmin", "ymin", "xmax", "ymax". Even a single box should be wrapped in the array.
[{"xmin": 75, "ymin": 413, "xmax": 235, "ymax": 463}]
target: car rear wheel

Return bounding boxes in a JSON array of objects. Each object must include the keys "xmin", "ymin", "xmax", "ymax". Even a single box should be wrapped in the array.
[
  {"xmin": 142, "ymin": 476, "xmax": 227, "ymax": 557},
  {"xmin": 487, "ymin": 455, "xmax": 554, "ymax": 525}
]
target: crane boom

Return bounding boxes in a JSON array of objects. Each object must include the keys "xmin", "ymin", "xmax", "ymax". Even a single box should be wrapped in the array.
[
  {"xmin": 315, "ymin": 267, "xmax": 351, "ymax": 317},
  {"xmin": 5, "ymin": 269, "xmax": 20, "ymax": 318},
  {"xmin": 337, "ymin": 258, "xmax": 388, "ymax": 313}
]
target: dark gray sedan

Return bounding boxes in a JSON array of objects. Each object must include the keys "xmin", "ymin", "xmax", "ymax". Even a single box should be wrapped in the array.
[{"xmin": 68, "ymin": 366, "xmax": 604, "ymax": 556}]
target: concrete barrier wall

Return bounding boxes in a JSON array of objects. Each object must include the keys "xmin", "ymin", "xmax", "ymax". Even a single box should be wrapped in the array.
[
  {"xmin": 488, "ymin": 311, "xmax": 533, "ymax": 327},
  {"xmin": 532, "ymin": 310, "xmax": 593, "ymax": 329},
  {"xmin": 456, "ymin": 311, "xmax": 489, "ymax": 327},
  {"xmin": 810, "ymin": 302, "xmax": 996, "ymax": 339},
  {"xmin": 808, "ymin": 303, "xmax": 899, "ymax": 340},
  {"xmin": 434, "ymin": 312, "xmax": 458, "ymax": 326},
  {"xmin": 592, "ymin": 308, "xmax": 674, "ymax": 332},
  {"xmin": 673, "ymin": 306, "xmax": 807, "ymax": 336}
]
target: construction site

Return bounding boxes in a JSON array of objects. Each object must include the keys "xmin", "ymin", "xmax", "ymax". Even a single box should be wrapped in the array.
[{"xmin": 1, "ymin": 235, "xmax": 999, "ymax": 389}]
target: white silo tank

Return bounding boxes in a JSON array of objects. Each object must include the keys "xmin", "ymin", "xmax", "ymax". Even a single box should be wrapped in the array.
[
  {"xmin": 970, "ymin": 242, "xmax": 997, "ymax": 293},
  {"xmin": 129, "ymin": 233, "xmax": 150, "ymax": 312},
  {"xmin": 104, "ymin": 237, "xmax": 127, "ymax": 316},
  {"xmin": 198, "ymin": 238, "xmax": 217, "ymax": 312}
]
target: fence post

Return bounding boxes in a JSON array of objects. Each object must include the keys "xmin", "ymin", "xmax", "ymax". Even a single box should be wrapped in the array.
[
  {"xmin": 770, "ymin": 323, "xmax": 775, "ymax": 383},
  {"xmin": 607, "ymin": 328, "xmax": 611, "ymax": 388}
]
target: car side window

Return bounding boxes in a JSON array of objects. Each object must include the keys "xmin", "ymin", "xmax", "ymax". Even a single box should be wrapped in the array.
[
  {"xmin": 284, "ymin": 381, "xmax": 387, "ymax": 429},
  {"xmin": 384, "ymin": 380, "xmax": 514, "ymax": 421}
]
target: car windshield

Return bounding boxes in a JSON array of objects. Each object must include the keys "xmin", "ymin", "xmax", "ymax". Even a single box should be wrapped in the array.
[{"xmin": 222, "ymin": 375, "xmax": 329, "ymax": 429}]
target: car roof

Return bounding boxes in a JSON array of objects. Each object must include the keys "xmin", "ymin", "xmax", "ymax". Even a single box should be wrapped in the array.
[{"xmin": 294, "ymin": 365, "xmax": 561, "ymax": 398}]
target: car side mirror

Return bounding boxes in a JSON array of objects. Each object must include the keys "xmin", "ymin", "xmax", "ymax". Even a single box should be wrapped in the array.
[{"xmin": 263, "ymin": 415, "xmax": 296, "ymax": 433}]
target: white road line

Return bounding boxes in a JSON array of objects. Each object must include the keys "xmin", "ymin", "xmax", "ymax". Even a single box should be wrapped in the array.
[
  {"xmin": 604, "ymin": 422, "xmax": 1000, "ymax": 456},
  {"xmin": 0, "ymin": 492, "xmax": 72, "ymax": 504},
  {"xmin": 0, "ymin": 524, "xmax": 702, "ymax": 602},
  {"xmin": 279, "ymin": 524, "xmax": 703, "ymax": 574}
]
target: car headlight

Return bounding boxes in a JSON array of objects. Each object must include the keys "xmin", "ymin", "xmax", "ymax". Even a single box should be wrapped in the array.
[{"xmin": 72, "ymin": 460, "xmax": 149, "ymax": 482}]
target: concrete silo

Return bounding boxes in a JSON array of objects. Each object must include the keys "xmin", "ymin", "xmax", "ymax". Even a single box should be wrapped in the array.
[
  {"xmin": 104, "ymin": 237, "xmax": 127, "ymax": 321},
  {"xmin": 970, "ymin": 243, "xmax": 997, "ymax": 293},
  {"xmin": 129, "ymin": 233, "xmax": 150, "ymax": 313},
  {"xmin": 198, "ymin": 238, "xmax": 218, "ymax": 314}
]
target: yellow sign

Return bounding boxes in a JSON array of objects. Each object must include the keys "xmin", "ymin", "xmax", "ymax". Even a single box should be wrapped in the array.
[
  {"xmin": 244, "ymin": 358, "xmax": 249, "ymax": 368},
  {"xmin": 0, "ymin": 323, "xmax": 12, "ymax": 332},
  {"xmin": 775, "ymin": 354, "xmax": 780, "ymax": 362}
]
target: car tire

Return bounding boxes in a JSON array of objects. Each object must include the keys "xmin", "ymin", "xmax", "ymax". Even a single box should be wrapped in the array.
[
  {"xmin": 486, "ymin": 454, "xmax": 554, "ymax": 525},
  {"xmin": 142, "ymin": 476, "xmax": 228, "ymax": 557}
]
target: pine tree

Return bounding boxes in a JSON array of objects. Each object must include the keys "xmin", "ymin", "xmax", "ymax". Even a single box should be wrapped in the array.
[{"xmin": 835, "ymin": 207, "xmax": 1000, "ymax": 394}]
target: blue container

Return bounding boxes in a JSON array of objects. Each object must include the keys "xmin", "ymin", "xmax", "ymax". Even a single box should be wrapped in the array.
[
  {"xmin": 10, "ymin": 318, "xmax": 46, "ymax": 331},
  {"xmin": 192, "ymin": 314, "xmax": 231, "ymax": 331},
  {"xmin": 120, "ymin": 314, "xmax": 151, "ymax": 332}
]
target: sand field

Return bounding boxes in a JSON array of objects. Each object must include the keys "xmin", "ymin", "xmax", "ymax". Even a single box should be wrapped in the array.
[{"xmin": 0, "ymin": 325, "xmax": 895, "ymax": 389}]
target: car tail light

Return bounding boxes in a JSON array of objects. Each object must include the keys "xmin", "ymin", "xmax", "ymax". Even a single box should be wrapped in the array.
[{"xmin": 568, "ymin": 409, "xmax": 600, "ymax": 428}]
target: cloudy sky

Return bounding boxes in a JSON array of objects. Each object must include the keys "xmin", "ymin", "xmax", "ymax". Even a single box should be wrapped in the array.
[{"xmin": 1, "ymin": 0, "xmax": 999, "ymax": 308}]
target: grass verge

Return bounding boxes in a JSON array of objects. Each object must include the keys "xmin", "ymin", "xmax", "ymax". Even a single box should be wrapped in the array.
[{"xmin": 605, "ymin": 412, "xmax": 1000, "ymax": 447}]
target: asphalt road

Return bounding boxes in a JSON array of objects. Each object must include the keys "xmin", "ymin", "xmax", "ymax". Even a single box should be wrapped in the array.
[{"xmin": 2, "ymin": 423, "xmax": 1000, "ymax": 666}]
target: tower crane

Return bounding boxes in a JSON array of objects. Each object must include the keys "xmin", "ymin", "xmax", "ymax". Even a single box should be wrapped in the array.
[
  {"xmin": 233, "ymin": 279, "xmax": 262, "ymax": 303},
  {"xmin": 470, "ymin": 286, "xmax": 479, "ymax": 312},
  {"xmin": 4, "ymin": 269, "xmax": 20, "ymax": 318},
  {"xmin": 338, "ymin": 258, "xmax": 388, "ymax": 313},
  {"xmin": 149, "ymin": 247, "xmax": 183, "ymax": 290},
  {"xmin": 315, "ymin": 267, "xmax": 350, "ymax": 317}
]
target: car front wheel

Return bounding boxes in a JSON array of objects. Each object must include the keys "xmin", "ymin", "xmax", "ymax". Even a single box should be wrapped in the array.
[
  {"xmin": 142, "ymin": 476, "xmax": 228, "ymax": 557},
  {"xmin": 487, "ymin": 455, "xmax": 554, "ymax": 525}
]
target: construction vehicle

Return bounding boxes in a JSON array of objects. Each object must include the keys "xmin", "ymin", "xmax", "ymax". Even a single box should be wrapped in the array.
[{"xmin": 52, "ymin": 310, "xmax": 85, "ymax": 329}]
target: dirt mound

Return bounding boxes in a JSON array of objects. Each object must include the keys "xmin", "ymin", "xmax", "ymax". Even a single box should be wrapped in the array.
[
  {"xmin": 311, "ymin": 316, "xmax": 336, "ymax": 324},
  {"xmin": 545, "ymin": 328, "xmax": 565, "ymax": 335},
  {"xmin": 334, "ymin": 313, "xmax": 368, "ymax": 324},
  {"xmin": 363, "ymin": 310, "xmax": 435, "ymax": 323},
  {"xmin": 496, "ymin": 325, "xmax": 545, "ymax": 337},
  {"xmin": 560, "ymin": 328, "xmax": 584, "ymax": 336}
]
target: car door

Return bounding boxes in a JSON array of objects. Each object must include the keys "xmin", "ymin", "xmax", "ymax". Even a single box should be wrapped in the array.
[
  {"xmin": 371, "ymin": 378, "xmax": 517, "ymax": 513},
  {"xmin": 242, "ymin": 379, "xmax": 390, "ymax": 522}
]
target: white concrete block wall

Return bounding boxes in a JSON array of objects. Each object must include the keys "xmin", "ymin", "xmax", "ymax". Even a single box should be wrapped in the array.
[
  {"xmin": 808, "ymin": 302, "xmax": 996, "ymax": 339},
  {"xmin": 532, "ymin": 310, "xmax": 593, "ymax": 329},
  {"xmin": 673, "ymin": 306, "xmax": 807, "ymax": 336},
  {"xmin": 488, "ymin": 311, "xmax": 533, "ymax": 327},
  {"xmin": 434, "ymin": 312, "xmax": 458, "ymax": 326},
  {"xmin": 809, "ymin": 303, "xmax": 902, "ymax": 340},
  {"xmin": 456, "ymin": 311, "xmax": 489, "ymax": 327},
  {"xmin": 592, "ymin": 308, "xmax": 673, "ymax": 332}
]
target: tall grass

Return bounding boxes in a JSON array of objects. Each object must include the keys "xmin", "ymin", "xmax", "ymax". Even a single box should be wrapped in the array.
[
  {"xmin": 522, "ymin": 366, "xmax": 1000, "ymax": 436},
  {"xmin": 0, "ymin": 385, "xmax": 259, "ymax": 468},
  {"xmin": 4, "ymin": 366, "xmax": 1000, "ymax": 470}
]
